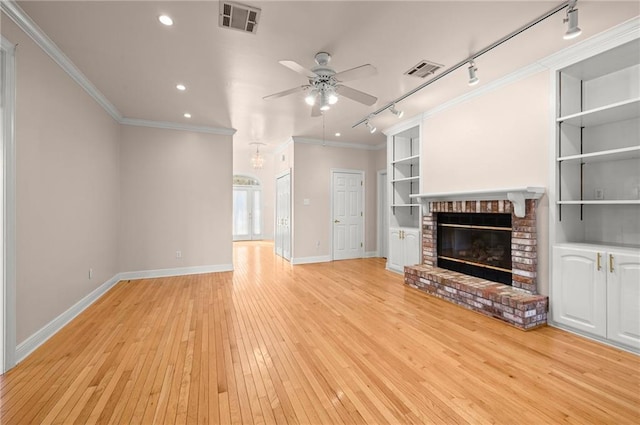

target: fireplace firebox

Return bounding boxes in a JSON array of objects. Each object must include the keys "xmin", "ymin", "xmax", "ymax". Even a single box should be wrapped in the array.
[{"xmin": 437, "ymin": 212, "xmax": 512, "ymax": 285}]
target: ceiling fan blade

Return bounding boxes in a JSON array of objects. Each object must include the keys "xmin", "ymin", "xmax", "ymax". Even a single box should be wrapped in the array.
[
  {"xmin": 311, "ymin": 103, "xmax": 322, "ymax": 117},
  {"xmin": 333, "ymin": 64, "xmax": 377, "ymax": 82},
  {"xmin": 279, "ymin": 60, "xmax": 315, "ymax": 78},
  {"xmin": 336, "ymin": 85, "xmax": 377, "ymax": 106},
  {"xmin": 263, "ymin": 85, "xmax": 309, "ymax": 100}
]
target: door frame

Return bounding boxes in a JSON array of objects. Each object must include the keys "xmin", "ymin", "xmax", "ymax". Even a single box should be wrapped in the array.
[
  {"xmin": 275, "ymin": 169, "xmax": 292, "ymax": 261},
  {"xmin": 377, "ymin": 169, "xmax": 388, "ymax": 258},
  {"xmin": 1, "ymin": 35, "xmax": 17, "ymax": 373},
  {"xmin": 232, "ymin": 184, "xmax": 263, "ymax": 241},
  {"xmin": 330, "ymin": 168, "xmax": 365, "ymax": 261}
]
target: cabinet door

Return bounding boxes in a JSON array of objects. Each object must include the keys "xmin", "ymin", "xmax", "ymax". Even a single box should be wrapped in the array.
[
  {"xmin": 552, "ymin": 246, "xmax": 607, "ymax": 337},
  {"xmin": 387, "ymin": 228, "xmax": 404, "ymax": 272},
  {"xmin": 403, "ymin": 229, "xmax": 421, "ymax": 267},
  {"xmin": 607, "ymin": 251, "xmax": 640, "ymax": 349}
]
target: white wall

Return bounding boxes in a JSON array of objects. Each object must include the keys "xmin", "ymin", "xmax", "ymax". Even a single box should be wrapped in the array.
[
  {"xmin": 119, "ymin": 126, "xmax": 233, "ymax": 273},
  {"xmin": 292, "ymin": 143, "xmax": 382, "ymax": 260},
  {"xmin": 421, "ymin": 71, "xmax": 551, "ymax": 295},
  {"xmin": 2, "ymin": 16, "xmax": 121, "ymax": 344}
]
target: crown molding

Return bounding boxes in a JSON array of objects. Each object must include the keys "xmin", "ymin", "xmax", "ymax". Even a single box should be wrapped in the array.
[
  {"xmin": 2, "ymin": 0, "xmax": 237, "ymax": 137},
  {"xmin": 539, "ymin": 16, "xmax": 639, "ymax": 70},
  {"xmin": 120, "ymin": 118, "xmax": 236, "ymax": 136},
  {"xmin": 292, "ymin": 136, "xmax": 381, "ymax": 151},
  {"xmin": 1, "ymin": 0, "xmax": 122, "ymax": 121}
]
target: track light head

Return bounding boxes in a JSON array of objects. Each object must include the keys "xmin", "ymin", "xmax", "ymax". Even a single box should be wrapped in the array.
[
  {"xmin": 563, "ymin": 3, "xmax": 582, "ymax": 40},
  {"xmin": 389, "ymin": 104, "xmax": 404, "ymax": 118},
  {"xmin": 468, "ymin": 61, "xmax": 479, "ymax": 86},
  {"xmin": 365, "ymin": 120, "xmax": 377, "ymax": 134}
]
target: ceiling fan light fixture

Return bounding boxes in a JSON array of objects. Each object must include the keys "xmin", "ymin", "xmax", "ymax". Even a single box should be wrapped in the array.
[
  {"xmin": 389, "ymin": 104, "xmax": 404, "ymax": 118},
  {"xmin": 304, "ymin": 88, "xmax": 318, "ymax": 106},
  {"xmin": 563, "ymin": 2, "xmax": 582, "ymax": 40},
  {"xmin": 319, "ymin": 91, "xmax": 331, "ymax": 111}
]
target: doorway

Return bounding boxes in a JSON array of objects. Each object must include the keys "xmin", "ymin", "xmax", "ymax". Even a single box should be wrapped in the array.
[
  {"xmin": 275, "ymin": 171, "xmax": 291, "ymax": 261},
  {"xmin": 232, "ymin": 175, "xmax": 263, "ymax": 241},
  {"xmin": 331, "ymin": 170, "xmax": 364, "ymax": 261}
]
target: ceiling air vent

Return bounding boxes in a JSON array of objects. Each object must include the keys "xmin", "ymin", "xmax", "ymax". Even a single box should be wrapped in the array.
[
  {"xmin": 219, "ymin": 1, "xmax": 261, "ymax": 34},
  {"xmin": 404, "ymin": 60, "xmax": 444, "ymax": 78}
]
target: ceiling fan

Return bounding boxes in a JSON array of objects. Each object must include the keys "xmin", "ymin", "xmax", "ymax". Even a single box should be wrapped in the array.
[{"xmin": 263, "ymin": 52, "xmax": 378, "ymax": 116}]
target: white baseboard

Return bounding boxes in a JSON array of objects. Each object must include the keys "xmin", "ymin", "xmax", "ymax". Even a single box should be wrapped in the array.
[
  {"xmin": 119, "ymin": 264, "xmax": 234, "ymax": 281},
  {"xmin": 15, "ymin": 273, "xmax": 121, "ymax": 363},
  {"xmin": 291, "ymin": 255, "xmax": 332, "ymax": 265},
  {"xmin": 15, "ymin": 263, "xmax": 234, "ymax": 364},
  {"xmin": 365, "ymin": 251, "xmax": 379, "ymax": 258}
]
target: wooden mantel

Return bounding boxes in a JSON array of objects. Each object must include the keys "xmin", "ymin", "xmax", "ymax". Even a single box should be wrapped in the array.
[{"xmin": 410, "ymin": 187, "xmax": 545, "ymax": 218}]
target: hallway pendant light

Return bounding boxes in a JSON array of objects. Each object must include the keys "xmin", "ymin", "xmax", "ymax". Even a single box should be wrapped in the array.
[
  {"xmin": 467, "ymin": 61, "xmax": 479, "ymax": 86},
  {"xmin": 389, "ymin": 104, "xmax": 404, "ymax": 118},
  {"xmin": 563, "ymin": 1, "xmax": 582, "ymax": 40},
  {"xmin": 250, "ymin": 142, "xmax": 265, "ymax": 169}
]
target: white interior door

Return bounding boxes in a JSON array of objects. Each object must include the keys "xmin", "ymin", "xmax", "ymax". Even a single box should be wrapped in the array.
[
  {"xmin": 233, "ymin": 186, "xmax": 262, "ymax": 241},
  {"xmin": 332, "ymin": 171, "xmax": 364, "ymax": 261},
  {"xmin": 275, "ymin": 172, "xmax": 291, "ymax": 260}
]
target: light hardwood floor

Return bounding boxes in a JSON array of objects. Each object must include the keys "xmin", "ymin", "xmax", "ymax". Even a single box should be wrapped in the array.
[{"xmin": 1, "ymin": 241, "xmax": 639, "ymax": 424}]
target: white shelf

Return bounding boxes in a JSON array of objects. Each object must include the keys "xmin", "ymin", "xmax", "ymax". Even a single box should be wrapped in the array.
[
  {"xmin": 558, "ymin": 146, "xmax": 640, "ymax": 163},
  {"xmin": 392, "ymin": 154, "xmax": 420, "ymax": 166},
  {"xmin": 392, "ymin": 176, "xmax": 419, "ymax": 183},
  {"xmin": 391, "ymin": 203, "xmax": 421, "ymax": 208},
  {"xmin": 557, "ymin": 200, "xmax": 640, "ymax": 205},
  {"xmin": 557, "ymin": 98, "xmax": 640, "ymax": 127}
]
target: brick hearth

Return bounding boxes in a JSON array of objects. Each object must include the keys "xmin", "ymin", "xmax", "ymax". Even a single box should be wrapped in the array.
[{"xmin": 404, "ymin": 198, "xmax": 548, "ymax": 330}]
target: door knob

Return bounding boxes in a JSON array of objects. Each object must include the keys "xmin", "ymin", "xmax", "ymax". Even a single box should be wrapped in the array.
[{"xmin": 334, "ymin": 219, "xmax": 340, "ymax": 223}]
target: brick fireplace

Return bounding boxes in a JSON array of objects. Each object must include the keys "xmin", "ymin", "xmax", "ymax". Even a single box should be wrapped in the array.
[{"xmin": 405, "ymin": 188, "xmax": 548, "ymax": 330}]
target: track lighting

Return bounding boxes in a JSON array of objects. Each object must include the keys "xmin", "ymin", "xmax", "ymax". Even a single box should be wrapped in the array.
[
  {"xmin": 467, "ymin": 61, "xmax": 479, "ymax": 86},
  {"xmin": 365, "ymin": 120, "xmax": 376, "ymax": 134},
  {"xmin": 563, "ymin": 0, "xmax": 582, "ymax": 40},
  {"xmin": 389, "ymin": 104, "xmax": 404, "ymax": 118}
]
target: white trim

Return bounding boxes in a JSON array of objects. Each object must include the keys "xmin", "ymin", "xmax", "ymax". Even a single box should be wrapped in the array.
[
  {"xmin": 273, "ymin": 138, "xmax": 293, "ymax": 156},
  {"xmin": 15, "ymin": 274, "xmax": 121, "ymax": 363},
  {"xmin": 291, "ymin": 255, "xmax": 331, "ymax": 265},
  {"xmin": 293, "ymin": 137, "xmax": 381, "ymax": 151},
  {"xmin": 1, "ymin": 34, "xmax": 17, "ymax": 373},
  {"xmin": 411, "ymin": 187, "xmax": 545, "ymax": 218},
  {"xmin": 0, "ymin": 0, "xmax": 121, "ymax": 121},
  {"xmin": 382, "ymin": 114, "xmax": 424, "ymax": 137},
  {"xmin": 120, "ymin": 118, "xmax": 236, "ymax": 136},
  {"xmin": 376, "ymin": 169, "xmax": 387, "ymax": 260},
  {"xmin": 119, "ymin": 264, "xmax": 233, "ymax": 281}
]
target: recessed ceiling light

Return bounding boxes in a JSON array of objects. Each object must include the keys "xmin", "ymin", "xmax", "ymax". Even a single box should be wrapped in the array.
[
  {"xmin": 176, "ymin": 84, "xmax": 186, "ymax": 91},
  {"xmin": 158, "ymin": 15, "xmax": 173, "ymax": 26},
  {"xmin": 183, "ymin": 113, "xmax": 191, "ymax": 118},
  {"xmin": 335, "ymin": 133, "xmax": 341, "ymax": 137}
]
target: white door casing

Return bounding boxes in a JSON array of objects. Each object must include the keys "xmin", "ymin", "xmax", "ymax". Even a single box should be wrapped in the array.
[
  {"xmin": 377, "ymin": 170, "xmax": 388, "ymax": 258},
  {"xmin": 332, "ymin": 170, "xmax": 364, "ymax": 261}
]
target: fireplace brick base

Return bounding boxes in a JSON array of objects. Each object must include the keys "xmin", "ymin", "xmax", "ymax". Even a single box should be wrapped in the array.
[{"xmin": 404, "ymin": 265, "xmax": 548, "ymax": 330}]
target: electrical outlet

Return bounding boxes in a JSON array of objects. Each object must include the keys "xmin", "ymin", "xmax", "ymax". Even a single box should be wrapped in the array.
[
  {"xmin": 594, "ymin": 188, "xmax": 604, "ymax": 200},
  {"xmin": 89, "ymin": 268, "xmax": 93, "ymax": 279},
  {"xmin": 176, "ymin": 250, "xmax": 182, "ymax": 259}
]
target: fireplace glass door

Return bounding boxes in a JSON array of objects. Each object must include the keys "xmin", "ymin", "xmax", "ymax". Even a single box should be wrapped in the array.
[{"xmin": 437, "ymin": 213, "xmax": 512, "ymax": 284}]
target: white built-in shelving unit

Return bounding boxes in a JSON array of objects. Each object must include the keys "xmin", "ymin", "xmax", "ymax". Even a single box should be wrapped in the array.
[
  {"xmin": 386, "ymin": 123, "xmax": 421, "ymax": 273},
  {"xmin": 551, "ymin": 36, "xmax": 640, "ymax": 354}
]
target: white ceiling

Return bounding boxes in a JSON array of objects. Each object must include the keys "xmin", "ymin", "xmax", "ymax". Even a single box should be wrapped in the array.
[{"xmin": 15, "ymin": 1, "xmax": 640, "ymax": 151}]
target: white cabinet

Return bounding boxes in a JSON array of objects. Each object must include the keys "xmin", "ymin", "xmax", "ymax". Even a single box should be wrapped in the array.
[
  {"xmin": 552, "ymin": 244, "xmax": 640, "ymax": 351},
  {"xmin": 386, "ymin": 122, "xmax": 421, "ymax": 273},
  {"xmin": 388, "ymin": 228, "xmax": 420, "ymax": 273}
]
